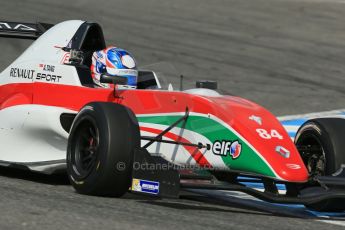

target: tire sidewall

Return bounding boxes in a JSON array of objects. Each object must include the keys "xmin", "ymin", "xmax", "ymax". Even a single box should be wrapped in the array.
[
  {"xmin": 295, "ymin": 121, "xmax": 336, "ymax": 175},
  {"xmin": 67, "ymin": 102, "xmax": 139, "ymax": 196}
]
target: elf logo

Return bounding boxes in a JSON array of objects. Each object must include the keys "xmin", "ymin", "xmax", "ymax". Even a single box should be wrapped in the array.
[
  {"xmin": 212, "ymin": 140, "xmax": 242, "ymax": 159},
  {"xmin": 0, "ymin": 22, "xmax": 36, "ymax": 31}
]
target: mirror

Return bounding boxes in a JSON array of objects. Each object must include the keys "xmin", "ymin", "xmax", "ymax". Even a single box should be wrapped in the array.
[{"xmin": 100, "ymin": 74, "xmax": 128, "ymax": 85}]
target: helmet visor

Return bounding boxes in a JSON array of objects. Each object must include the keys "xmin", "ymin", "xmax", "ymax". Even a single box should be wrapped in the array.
[{"xmin": 106, "ymin": 67, "xmax": 138, "ymax": 77}]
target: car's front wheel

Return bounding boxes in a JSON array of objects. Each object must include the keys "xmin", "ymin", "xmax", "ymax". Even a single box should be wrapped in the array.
[
  {"xmin": 294, "ymin": 118, "xmax": 345, "ymax": 212},
  {"xmin": 67, "ymin": 102, "xmax": 140, "ymax": 197}
]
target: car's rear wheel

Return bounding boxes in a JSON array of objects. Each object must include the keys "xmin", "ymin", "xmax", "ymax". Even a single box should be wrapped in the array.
[
  {"xmin": 294, "ymin": 118, "xmax": 345, "ymax": 212},
  {"xmin": 67, "ymin": 102, "xmax": 140, "ymax": 197}
]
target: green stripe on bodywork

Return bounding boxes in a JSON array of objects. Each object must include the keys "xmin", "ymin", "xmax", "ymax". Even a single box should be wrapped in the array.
[{"xmin": 138, "ymin": 115, "xmax": 276, "ymax": 178}]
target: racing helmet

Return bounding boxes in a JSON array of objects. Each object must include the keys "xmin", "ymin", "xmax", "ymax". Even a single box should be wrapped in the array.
[{"xmin": 91, "ymin": 46, "xmax": 138, "ymax": 88}]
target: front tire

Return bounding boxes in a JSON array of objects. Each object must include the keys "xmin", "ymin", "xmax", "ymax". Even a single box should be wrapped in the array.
[
  {"xmin": 67, "ymin": 102, "xmax": 140, "ymax": 197},
  {"xmin": 294, "ymin": 118, "xmax": 345, "ymax": 212}
]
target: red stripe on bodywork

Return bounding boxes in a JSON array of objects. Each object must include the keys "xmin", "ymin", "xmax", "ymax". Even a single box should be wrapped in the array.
[{"xmin": 140, "ymin": 126, "xmax": 211, "ymax": 168}]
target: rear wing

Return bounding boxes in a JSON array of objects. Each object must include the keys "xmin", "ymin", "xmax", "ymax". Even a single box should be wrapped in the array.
[{"xmin": 0, "ymin": 21, "xmax": 53, "ymax": 40}]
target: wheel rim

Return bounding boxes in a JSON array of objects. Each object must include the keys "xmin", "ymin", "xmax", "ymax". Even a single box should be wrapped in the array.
[
  {"xmin": 71, "ymin": 120, "xmax": 100, "ymax": 179},
  {"xmin": 296, "ymin": 134, "xmax": 326, "ymax": 177}
]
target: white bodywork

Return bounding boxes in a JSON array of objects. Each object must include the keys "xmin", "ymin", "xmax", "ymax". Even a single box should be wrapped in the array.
[
  {"xmin": 0, "ymin": 105, "xmax": 76, "ymax": 173},
  {"xmin": 0, "ymin": 20, "xmax": 84, "ymax": 86},
  {"xmin": 0, "ymin": 21, "xmax": 85, "ymax": 173}
]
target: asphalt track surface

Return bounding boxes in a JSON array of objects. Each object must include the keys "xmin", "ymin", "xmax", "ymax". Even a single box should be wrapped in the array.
[{"xmin": 1, "ymin": 0, "xmax": 345, "ymax": 229}]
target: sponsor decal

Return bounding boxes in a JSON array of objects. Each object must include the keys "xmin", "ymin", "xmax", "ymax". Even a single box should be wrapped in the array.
[
  {"xmin": 275, "ymin": 146, "xmax": 290, "ymax": 158},
  {"xmin": 286, "ymin": 163, "xmax": 301, "ymax": 169},
  {"xmin": 60, "ymin": 52, "xmax": 70, "ymax": 64},
  {"xmin": 36, "ymin": 73, "xmax": 62, "ymax": 83},
  {"xmin": 10, "ymin": 68, "xmax": 35, "ymax": 79},
  {"xmin": 39, "ymin": 64, "xmax": 55, "ymax": 72},
  {"xmin": 249, "ymin": 115, "xmax": 262, "ymax": 125},
  {"xmin": 230, "ymin": 141, "xmax": 242, "ymax": 159},
  {"xmin": 0, "ymin": 22, "xmax": 36, "ymax": 31},
  {"xmin": 212, "ymin": 140, "xmax": 242, "ymax": 159},
  {"xmin": 131, "ymin": 179, "xmax": 160, "ymax": 195},
  {"xmin": 10, "ymin": 68, "xmax": 62, "ymax": 82}
]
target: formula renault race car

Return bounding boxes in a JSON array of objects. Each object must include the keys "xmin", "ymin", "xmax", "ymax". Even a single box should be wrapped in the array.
[{"xmin": 1, "ymin": 20, "xmax": 345, "ymax": 212}]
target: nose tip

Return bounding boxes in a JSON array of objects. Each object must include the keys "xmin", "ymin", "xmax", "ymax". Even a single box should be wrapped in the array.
[{"xmin": 278, "ymin": 165, "xmax": 309, "ymax": 182}]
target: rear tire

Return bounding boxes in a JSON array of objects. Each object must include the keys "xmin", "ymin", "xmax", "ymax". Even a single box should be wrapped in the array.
[
  {"xmin": 294, "ymin": 118, "xmax": 345, "ymax": 212},
  {"xmin": 67, "ymin": 102, "xmax": 140, "ymax": 197}
]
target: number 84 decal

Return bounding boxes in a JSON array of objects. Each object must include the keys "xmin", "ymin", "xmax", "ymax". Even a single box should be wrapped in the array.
[{"xmin": 256, "ymin": 129, "xmax": 283, "ymax": 139}]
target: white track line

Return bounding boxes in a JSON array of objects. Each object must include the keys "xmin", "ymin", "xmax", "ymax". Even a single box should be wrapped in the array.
[
  {"xmin": 317, "ymin": 220, "xmax": 345, "ymax": 227},
  {"xmin": 278, "ymin": 109, "xmax": 345, "ymax": 121},
  {"xmin": 282, "ymin": 125, "xmax": 300, "ymax": 132}
]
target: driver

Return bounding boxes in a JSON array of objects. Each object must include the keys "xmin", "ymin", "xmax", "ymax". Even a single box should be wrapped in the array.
[{"xmin": 91, "ymin": 46, "xmax": 138, "ymax": 88}]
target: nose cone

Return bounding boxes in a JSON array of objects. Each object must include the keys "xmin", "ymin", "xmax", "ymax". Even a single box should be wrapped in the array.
[
  {"xmin": 261, "ymin": 139, "xmax": 309, "ymax": 183},
  {"xmin": 251, "ymin": 135, "xmax": 309, "ymax": 183},
  {"xmin": 278, "ymin": 159, "xmax": 309, "ymax": 182},
  {"xmin": 201, "ymin": 95, "xmax": 310, "ymax": 183}
]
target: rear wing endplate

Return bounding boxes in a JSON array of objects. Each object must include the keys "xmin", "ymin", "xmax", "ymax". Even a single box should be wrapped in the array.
[{"xmin": 0, "ymin": 21, "xmax": 53, "ymax": 40}]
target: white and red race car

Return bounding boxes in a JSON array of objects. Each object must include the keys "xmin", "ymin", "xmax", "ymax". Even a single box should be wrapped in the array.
[{"xmin": 1, "ymin": 20, "xmax": 345, "ymax": 212}]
